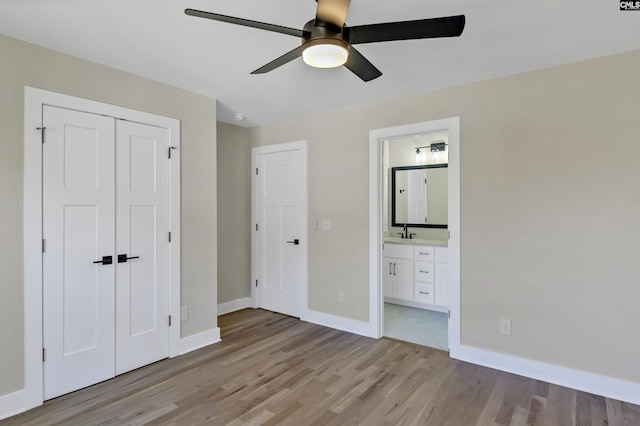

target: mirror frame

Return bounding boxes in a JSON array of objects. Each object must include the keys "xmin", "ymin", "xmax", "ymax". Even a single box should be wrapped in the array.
[{"xmin": 391, "ymin": 164, "xmax": 448, "ymax": 229}]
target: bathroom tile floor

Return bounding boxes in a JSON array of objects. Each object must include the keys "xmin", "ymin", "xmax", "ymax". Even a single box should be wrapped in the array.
[{"xmin": 384, "ymin": 303, "xmax": 448, "ymax": 350}]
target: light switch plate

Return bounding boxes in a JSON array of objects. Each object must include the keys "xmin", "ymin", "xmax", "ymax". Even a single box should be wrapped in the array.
[
  {"xmin": 499, "ymin": 318, "xmax": 511, "ymax": 335},
  {"xmin": 181, "ymin": 305, "xmax": 189, "ymax": 322}
]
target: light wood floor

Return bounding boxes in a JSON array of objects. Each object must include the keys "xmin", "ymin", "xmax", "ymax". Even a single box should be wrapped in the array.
[{"xmin": 4, "ymin": 308, "xmax": 639, "ymax": 425}]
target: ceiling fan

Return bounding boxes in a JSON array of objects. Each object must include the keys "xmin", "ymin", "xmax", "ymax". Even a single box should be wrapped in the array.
[{"xmin": 185, "ymin": 0, "xmax": 465, "ymax": 82}]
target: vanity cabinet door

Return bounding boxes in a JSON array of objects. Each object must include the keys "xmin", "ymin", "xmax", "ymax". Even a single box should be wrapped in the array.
[
  {"xmin": 383, "ymin": 258, "xmax": 394, "ymax": 298},
  {"xmin": 393, "ymin": 258, "xmax": 414, "ymax": 301},
  {"xmin": 383, "ymin": 257, "xmax": 413, "ymax": 301}
]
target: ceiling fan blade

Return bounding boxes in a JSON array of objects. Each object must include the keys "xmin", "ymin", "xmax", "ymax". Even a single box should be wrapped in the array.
[
  {"xmin": 315, "ymin": 0, "xmax": 351, "ymax": 29},
  {"xmin": 348, "ymin": 15, "xmax": 465, "ymax": 45},
  {"xmin": 251, "ymin": 46, "xmax": 305, "ymax": 74},
  {"xmin": 185, "ymin": 9, "xmax": 304, "ymax": 38},
  {"xmin": 344, "ymin": 47, "xmax": 382, "ymax": 82}
]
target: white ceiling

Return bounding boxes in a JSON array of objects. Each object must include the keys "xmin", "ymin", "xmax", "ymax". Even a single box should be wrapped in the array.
[{"xmin": 1, "ymin": 0, "xmax": 638, "ymax": 127}]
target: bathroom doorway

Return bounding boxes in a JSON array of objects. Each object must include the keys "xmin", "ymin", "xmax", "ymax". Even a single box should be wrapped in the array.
[
  {"xmin": 382, "ymin": 132, "xmax": 450, "ymax": 350},
  {"xmin": 369, "ymin": 117, "xmax": 460, "ymax": 355}
]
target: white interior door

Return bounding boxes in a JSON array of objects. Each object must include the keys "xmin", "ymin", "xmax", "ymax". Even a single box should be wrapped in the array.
[
  {"xmin": 42, "ymin": 106, "xmax": 116, "ymax": 400},
  {"xmin": 255, "ymin": 146, "xmax": 307, "ymax": 317},
  {"xmin": 115, "ymin": 120, "xmax": 170, "ymax": 375},
  {"xmin": 42, "ymin": 107, "xmax": 172, "ymax": 398}
]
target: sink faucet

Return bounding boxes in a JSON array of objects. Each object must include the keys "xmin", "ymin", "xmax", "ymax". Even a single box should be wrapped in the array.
[{"xmin": 403, "ymin": 224, "xmax": 409, "ymax": 239}]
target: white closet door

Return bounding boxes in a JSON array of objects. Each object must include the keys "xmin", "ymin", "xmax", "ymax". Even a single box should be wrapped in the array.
[
  {"xmin": 256, "ymin": 148, "xmax": 306, "ymax": 318},
  {"xmin": 115, "ymin": 120, "xmax": 170, "ymax": 374},
  {"xmin": 42, "ymin": 106, "xmax": 116, "ymax": 400}
]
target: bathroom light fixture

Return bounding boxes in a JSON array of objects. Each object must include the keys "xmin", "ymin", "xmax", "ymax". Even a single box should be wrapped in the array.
[
  {"xmin": 414, "ymin": 140, "xmax": 448, "ymax": 163},
  {"xmin": 414, "ymin": 148, "xmax": 423, "ymax": 164},
  {"xmin": 430, "ymin": 141, "xmax": 446, "ymax": 152},
  {"xmin": 430, "ymin": 141, "xmax": 446, "ymax": 162},
  {"xmin": 302, "ymin": 40, "xmax": 349, "ymax": 68}
]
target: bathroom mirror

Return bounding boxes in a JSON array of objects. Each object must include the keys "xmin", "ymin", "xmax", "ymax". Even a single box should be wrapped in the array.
[{"xmin": 391, "ymin": 164, "xmax": 448, "ymax": 228}]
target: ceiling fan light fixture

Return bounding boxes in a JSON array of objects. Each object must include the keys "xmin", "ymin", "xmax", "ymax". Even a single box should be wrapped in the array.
[{"xmin": 302, "ymin": 39, "xmax": 349, "ymax": 69}]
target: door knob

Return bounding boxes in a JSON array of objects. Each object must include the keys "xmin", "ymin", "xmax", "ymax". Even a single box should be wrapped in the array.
[
  {"xmin": 117, "ymin": 254, "xmax": 140, "ymax": 263},
  {"xmin": 286, "ymin": 239, "xmax": 300, "ymax": 245},
  {"xmin": 93, "ymin": 256, "xmax": 113, "ymax": 265}
]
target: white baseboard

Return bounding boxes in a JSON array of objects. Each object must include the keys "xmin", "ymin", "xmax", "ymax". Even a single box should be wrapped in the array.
[
  {"xmin": 0, "ymin": 389, "xmax": 26, "ymax": 421},
  {"xmin": 178, "ymin": 327, "xmax": 221, "ymax": 355},
  {"xmin": 218, "ymin": 297, "xmax": 253, "ymax": 315},
  {"xmin": 301, "ymin": 309, "xmax": 376, "ymax": 338},
  {"xmin": 452, "ymin": 344, "xmax": 640, "ymax": 405}
]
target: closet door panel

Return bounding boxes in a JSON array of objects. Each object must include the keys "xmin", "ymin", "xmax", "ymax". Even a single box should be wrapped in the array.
[
  {"xmin": 42, "ymin": 106, "xmax": 116, "ymax": 400},
  {"xmin": 115, "ymin": 120, "xmax": 170, "ymax": 375}
]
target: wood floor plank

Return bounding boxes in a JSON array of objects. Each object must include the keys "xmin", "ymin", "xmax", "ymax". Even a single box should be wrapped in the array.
[{"xmin": 3, "ymin": 308, "xmax": 639, "ymax": 426}]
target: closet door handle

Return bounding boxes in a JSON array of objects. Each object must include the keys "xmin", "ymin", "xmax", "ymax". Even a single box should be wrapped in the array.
[
  {"xmin": 389, "ymin": 263, "xmax": 392, "ymax": 275},
  {"xmin": 93, "ymin": 256, "xmax": 112, "ymax": 265},
  {"xmin": 419, "ymin": 291, "xmax": 430, "ymax": 295},
  {"xmin": 393, "ymin": 263, "xmax": 396, "ymax": 276},
  {"xmin": 286, "ymin": 239, "xmax": 300, "ymax": 245},
  {"xmin": 117, "ymin": 254, "xmax": 140, "ymax": 263}
]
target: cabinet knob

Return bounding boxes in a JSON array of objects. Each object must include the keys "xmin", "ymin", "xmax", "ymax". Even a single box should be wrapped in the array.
[{"xmin": 419, "ymin": 291, "xmax": 430, "ymax": 295}]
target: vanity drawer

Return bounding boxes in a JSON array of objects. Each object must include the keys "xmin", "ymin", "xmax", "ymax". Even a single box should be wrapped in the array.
[
  {"xmin": 435, "ymin": 246, "xmax": 448, "ymax": 262},
  {"xmin": 414, "ymin": 261, "xmax": 434, "ymax": 283},
  {"xmin": 414, "ymin": 245, "xmax": 435, "ymax": 262},
  {"xmin": 415, "ymin": 283, "xmax": 435, "ymax": 305},
  {"xmin": 383, "ymin": 243, "xmax": 413, "ymax": 260}
]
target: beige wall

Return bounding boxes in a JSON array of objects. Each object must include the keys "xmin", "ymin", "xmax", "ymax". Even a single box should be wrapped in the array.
[
  {"xmin": 250, "ymin": 50, "xmax": 640, "ymax": 383},
  {"xmin": 217, "ymin": 122, "xmax": 252, "ymax": 304},
  {"xmin": 0, "ymin": 34, "xmax": 218, "ymax": 397}
]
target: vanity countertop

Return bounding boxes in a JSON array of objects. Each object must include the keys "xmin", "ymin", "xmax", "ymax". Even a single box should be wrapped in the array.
[{"xmin": 384, "ymin": 237, "xmax": 448, "ymax": 246}]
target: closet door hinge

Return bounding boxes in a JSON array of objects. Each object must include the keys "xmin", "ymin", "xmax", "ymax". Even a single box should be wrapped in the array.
[
  {"xmin": 255, "ymin": 224, "xmax": 258, "ymax": 231},
  {"xmin": 448, "ymin": 310, "xmax": 451, "ymax": 319},
  {"xmin": 42, "ymin": 348, "xmax": 46, "ymax": 362},
  {"xmin": 36, "ymin": 126, "xmax": 46, "ymax": 144},
  {"xmin": 42, "ymin": 239, "xmax": 46, "ymax": 253},
  {"xmin": 169, "ymin": 315, "xmax": 172, "ymax": 327},
  {"xmin": 256, "ymin": 168, "xmax": 258, "ymax": 175},
  {"xmin": 255, "ymin": 279, "xmax": 258, "ymax": 287},
  {"xmin": 168, "ymin": 232, "xmax": 172, "ymax": 242}
]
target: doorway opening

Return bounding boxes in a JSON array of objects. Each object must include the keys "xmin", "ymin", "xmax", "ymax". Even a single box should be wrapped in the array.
[
  {"xmin": 369, "ymin": 117, "xmax": 460, "ymax": 355},
  {"xmin": 382, "ymin": 131, "xmax": 450, "ymax": 349}
]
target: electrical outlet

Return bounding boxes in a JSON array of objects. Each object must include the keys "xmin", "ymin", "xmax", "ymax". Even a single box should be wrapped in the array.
[
  {"xmin": 181, "ymin": 305, "xmax": 189, "ymax": 322},
  {"xmin": 338, "ymin": 290, "xmax": 345, "ymax": 303},
  {"xmin": 500, "ymin": 318, "xmax": 512, "ymax": 336},
  {"xmin": 320, "ymin": 219, "xmax": 331, "ymax": 231}
]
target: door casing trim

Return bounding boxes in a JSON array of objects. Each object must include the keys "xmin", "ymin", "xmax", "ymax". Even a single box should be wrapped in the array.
[{"xmin": 23, "ymin": 87, "xmax": 182, "ymax": 410}]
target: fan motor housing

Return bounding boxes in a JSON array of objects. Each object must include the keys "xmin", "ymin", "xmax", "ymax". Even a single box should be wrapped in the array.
[{"xmin": 302, "ymin": 19, "xmax": 349, "ymax": 51}]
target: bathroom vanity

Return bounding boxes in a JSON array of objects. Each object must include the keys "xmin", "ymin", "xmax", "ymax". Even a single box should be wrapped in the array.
[{"xmin": 383, "ymin": 238, "xmax": 448, "ymax": 312}]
